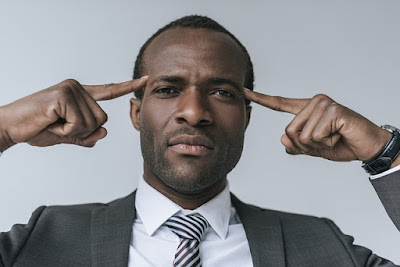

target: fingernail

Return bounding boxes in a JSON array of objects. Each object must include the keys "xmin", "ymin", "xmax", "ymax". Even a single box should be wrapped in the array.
[
  {"xmin": 285, "ymin": 148, "xmax": 294, "ymax": 154},
  {"xmin": 83, "ymin": 141, "xmax": 96, "ymax": 147},
  {"xmin": 140, "ymin": 75, "xmax": 149, "ymax": 80}
]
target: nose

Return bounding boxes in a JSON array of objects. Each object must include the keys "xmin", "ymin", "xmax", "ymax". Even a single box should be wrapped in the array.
[{"xmin": 174, "ymin": 88, "xmax": 213, "ymax": 127}]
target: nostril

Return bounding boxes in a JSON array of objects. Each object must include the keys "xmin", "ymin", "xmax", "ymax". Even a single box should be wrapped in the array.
[
  {"xmin": 174, "ymin": 108, "xmax": 212, "ymax": 126},
  {"xmin": 174, "ymin": 92, "xmax": 213, "ymax": 126}
]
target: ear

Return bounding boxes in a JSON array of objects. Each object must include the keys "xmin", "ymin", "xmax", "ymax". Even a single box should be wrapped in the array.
[
  {"xmin": 130, "ymin": 98, "xmax": 141, "ymax": 131},
  {"xmin": 245, "ymin": 105, "xmax": 252, "ymax": 130}
]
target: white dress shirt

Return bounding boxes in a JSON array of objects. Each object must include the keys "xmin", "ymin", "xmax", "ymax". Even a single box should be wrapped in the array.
[
  {"xmin": 128, "ymin": 176, "xmax": 253, "ymax": 267},
  {"xmin": 370, "ymin": 164, "xmax": 400, "ymax": 179}
]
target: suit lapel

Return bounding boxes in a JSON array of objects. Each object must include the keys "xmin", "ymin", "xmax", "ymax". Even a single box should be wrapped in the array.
[
  {"xmin": 89, "ymin": 191, "xmax": 285, "ymax": 266},
  {"xmin": 231, "ymin": 194, "xmax": 286, "ymax": 267},
  {"xmin": 91, "ymin": 191, "xmax": 137, "ymax": 267}
]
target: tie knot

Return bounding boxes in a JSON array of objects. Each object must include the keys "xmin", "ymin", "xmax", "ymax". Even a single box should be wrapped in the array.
[{"xmin": 165, "ymin": 213, "xmax": 209, "ymax": 242}]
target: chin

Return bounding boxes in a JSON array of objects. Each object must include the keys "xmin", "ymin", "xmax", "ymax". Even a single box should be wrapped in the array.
[{"xmin": 165, "ymin": 171, "xmax": 217, "ymax": 194}]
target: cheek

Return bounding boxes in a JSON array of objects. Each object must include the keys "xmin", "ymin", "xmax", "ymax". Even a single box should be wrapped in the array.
[
  {"xmin": 140, "ymin": 102, "xmax": 174, "ymax": 135},
  {"xmin": 215, "ymin": 105, "xmax": 247, "ymax": 134}
]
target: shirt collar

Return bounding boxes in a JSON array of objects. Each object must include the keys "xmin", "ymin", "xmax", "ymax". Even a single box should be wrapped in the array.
[{"xmin": 135, "ymin": 176, "xmax": 231, "ymax": 240}]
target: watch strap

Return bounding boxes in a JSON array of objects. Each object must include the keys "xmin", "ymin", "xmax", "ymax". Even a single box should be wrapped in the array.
[{"xmin": 362, "ymin": 125, "xmax": 400, "ymax": 175}]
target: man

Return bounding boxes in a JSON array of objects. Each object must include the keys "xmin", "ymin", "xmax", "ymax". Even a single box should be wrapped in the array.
[{"xmin": 0, "ymin": 15, "xmax": 399, "ymax": 266}]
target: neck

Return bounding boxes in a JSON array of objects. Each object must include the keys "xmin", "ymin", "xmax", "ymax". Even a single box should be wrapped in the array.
[{"xmin": 143, "ymin": 173, "xmax": 227, "ymax": 210}]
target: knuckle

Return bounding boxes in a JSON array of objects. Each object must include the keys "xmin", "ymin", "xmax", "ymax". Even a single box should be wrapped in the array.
[
  {"xmin": 93, "ymin": 110, "xmax": 108, "ymax": 125},
  {"xmin": 54, "ymin": 80, "xmax": 80, "ymax": 98},
  {"xmin": 311, "ymin": 132, "xmax": 323, "ymax": 142},
  {"xmin": 99, "ymin": 112, "xmax": 108, "ymax": 125},
  {"xmin": 299, "ymin": 134, "xmax": 311, "ymax": 144},
  {"xmin": 109, "ymin": 89, "xmax": 115, "ymax": 100},
  {"xmin": 273, "ymin": 96, "xmax": 285, "ymax": 111},
  {"xmin": 52, "ymin": 86, "xmax": 72, "ymax": 98},
  {"xmin": 326, "ymin": 102, "xmax": 342, "ymax": 114},
  {"xmin": 62, "ymin": 79, "xmax": 80, "ymax": 88},
  {"xmin": 319, "ymin": 98, "xmax": 332, "ymax": 107},
  {"xmin": 312, "ymin": 94, "xmax": 333, "ymax": 106},
  {"xmin": 285, "ymin": 124, "xmax": 297, "ymax": 136},
  {"xmin": 313, "ymin": 94, "xmax": 329, "ymax": 101},
  {"xmin": 103, "ymin": 83, "xmax": 117, "ymax": 100}
]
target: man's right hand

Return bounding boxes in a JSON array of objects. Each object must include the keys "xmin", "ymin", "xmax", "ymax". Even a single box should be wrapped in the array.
[{"xmin": 0, "ymin": 76, "xmax": 148, "ymax": 151}]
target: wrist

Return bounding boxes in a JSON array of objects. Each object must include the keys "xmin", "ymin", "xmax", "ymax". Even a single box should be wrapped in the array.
[
  {"xmin": 391, "ymin": 154, "xmax": 400, "ymax": 169},
  {"xmin": 362, "ymin": 125, "xmax": 400, "ymax": 175},
  {"xmin": 0, "ymin": 106, "xmax": 16, "ymax": 152},
  {"xmin": 364, "ymin": 126, "xmax": 392, "ymax": 162}
]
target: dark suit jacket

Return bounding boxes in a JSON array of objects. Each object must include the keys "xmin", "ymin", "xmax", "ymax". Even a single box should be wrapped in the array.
[{"xmin": 1, "ymin": 171, "xmax": 399, "ymax": 267}]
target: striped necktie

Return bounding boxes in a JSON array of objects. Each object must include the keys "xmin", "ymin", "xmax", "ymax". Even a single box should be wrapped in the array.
[{"xmin": 165, "ymin": 213, "xmax": 209, "ymax": 267}]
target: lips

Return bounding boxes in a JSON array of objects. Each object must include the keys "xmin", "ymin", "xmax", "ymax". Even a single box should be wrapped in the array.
[
  {"xmin": 168, "ymin": 134, "xmax": 215, "ymax": 156},
  {"xmin": 168, "ymin": 134, "xmax": 215, "ymax": 149}
]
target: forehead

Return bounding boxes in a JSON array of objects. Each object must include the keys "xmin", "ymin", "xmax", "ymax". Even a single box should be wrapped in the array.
[{"xmin": 142, "ymin": 27, "xmax": 247, "ymax": 82}]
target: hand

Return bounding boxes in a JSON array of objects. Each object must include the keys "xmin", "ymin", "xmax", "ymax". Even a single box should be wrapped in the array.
[
  {"xmin": 0, "ymin": 76, "xmax": 148, "ymax": 151},
  {"xmin": 244, "ymin": 89, "xmax": 391, "ymax": 162}
]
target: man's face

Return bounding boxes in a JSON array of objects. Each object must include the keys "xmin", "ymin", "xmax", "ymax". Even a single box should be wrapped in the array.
[{"xmin": 131, "ymin": 27, "xmax": 251, "ymax": 195}]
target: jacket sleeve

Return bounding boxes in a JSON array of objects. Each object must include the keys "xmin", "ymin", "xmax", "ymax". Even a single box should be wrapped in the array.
[
  {"xmin": 0, "ymin": 206, "xmax": 46, "ymax": 267},
  {"xmin": 323, "ymin": 218, "xmax": 399, "ymax": 266},
  {"xmin": 320, "ymin": 170, "xmax": 400, "ymax": 266},
  {"xmin": 371, "ymin": 170, "xmax": 400, "ymax": 231}
]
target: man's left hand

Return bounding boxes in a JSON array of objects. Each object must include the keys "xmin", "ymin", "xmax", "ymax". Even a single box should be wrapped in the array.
[{"xmin": 244, "ymin": 89, "xmax": 393, "ymax": 163}]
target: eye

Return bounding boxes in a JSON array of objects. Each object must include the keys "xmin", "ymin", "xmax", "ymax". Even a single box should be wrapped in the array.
[
  {"xmin": 154, "ymin": 87, "xmax": 178, "ymax": 94},
  {"xmin": 214, "ymin": 89, "xmax": 234, "ymax": 98}
]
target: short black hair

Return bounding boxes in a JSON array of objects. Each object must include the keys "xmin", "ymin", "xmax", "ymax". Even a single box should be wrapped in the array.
[{"xmin": 132, "ymin": 15, "xmax": 254, "ymax": 105}]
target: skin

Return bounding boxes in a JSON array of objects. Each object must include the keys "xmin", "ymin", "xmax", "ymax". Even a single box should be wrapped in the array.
[
  {"xmin": 244, "ymin": 90, "xmax": 400, "ymax": 168},
  {"xmin": 0, "ymin": 77, "xmax": 148, "ymax": 151},
  {"xmin": 1, "ymin": 28, "xmax": 399, "ymax": 211},
  {"xmin": 130, "ymin": 28, "xmax": 251, "ymax": 209}
]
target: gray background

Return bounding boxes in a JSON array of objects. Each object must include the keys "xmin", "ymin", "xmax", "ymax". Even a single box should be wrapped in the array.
[{"xmin": 1, "ymin": 0, "xmax": 399, "ymax": 263}]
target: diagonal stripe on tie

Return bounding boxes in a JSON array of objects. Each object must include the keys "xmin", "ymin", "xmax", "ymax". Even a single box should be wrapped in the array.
[
  {"xmin": 165, "ymin": 213, "xmax": 209, "ymax": 267},
  {"xmin": 168, "ymin": 215, "xmax": 207, "ymax": 240}
]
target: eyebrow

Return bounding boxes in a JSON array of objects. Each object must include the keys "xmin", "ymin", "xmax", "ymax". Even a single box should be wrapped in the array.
[
  {"xmin": 150, "ymin": 75, "xmax": 185, "ymax": 85},
  {"xmin": 210, "ymin": 77, "xmax": 241, "ymax": 92},
  {"xmin": 150, "ymin": 75, "xmax": 242, "ymax": 91}
]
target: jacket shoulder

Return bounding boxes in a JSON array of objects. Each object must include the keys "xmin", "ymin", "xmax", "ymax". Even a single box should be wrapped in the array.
[
  {"xmin": 231, "ymin": 194, "xmax": 382, "ymax": 266},
  {"xmin": 0, "ymin": 196, "xmax": 127, "ymax": 267}
]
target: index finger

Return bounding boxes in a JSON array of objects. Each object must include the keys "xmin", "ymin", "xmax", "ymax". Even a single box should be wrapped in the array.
[
  {"xmin": 83, "ymin": 75, "xmax": 148, "ymax": 101},
  {"xmin": 244, "ymin": 88, "xmax": 310, "ymax": 115}
]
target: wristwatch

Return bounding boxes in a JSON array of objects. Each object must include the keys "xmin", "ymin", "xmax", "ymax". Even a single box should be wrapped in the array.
[{"xmin": 362, "ymin": 125, "xmax": 400, "ymax": 175}]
